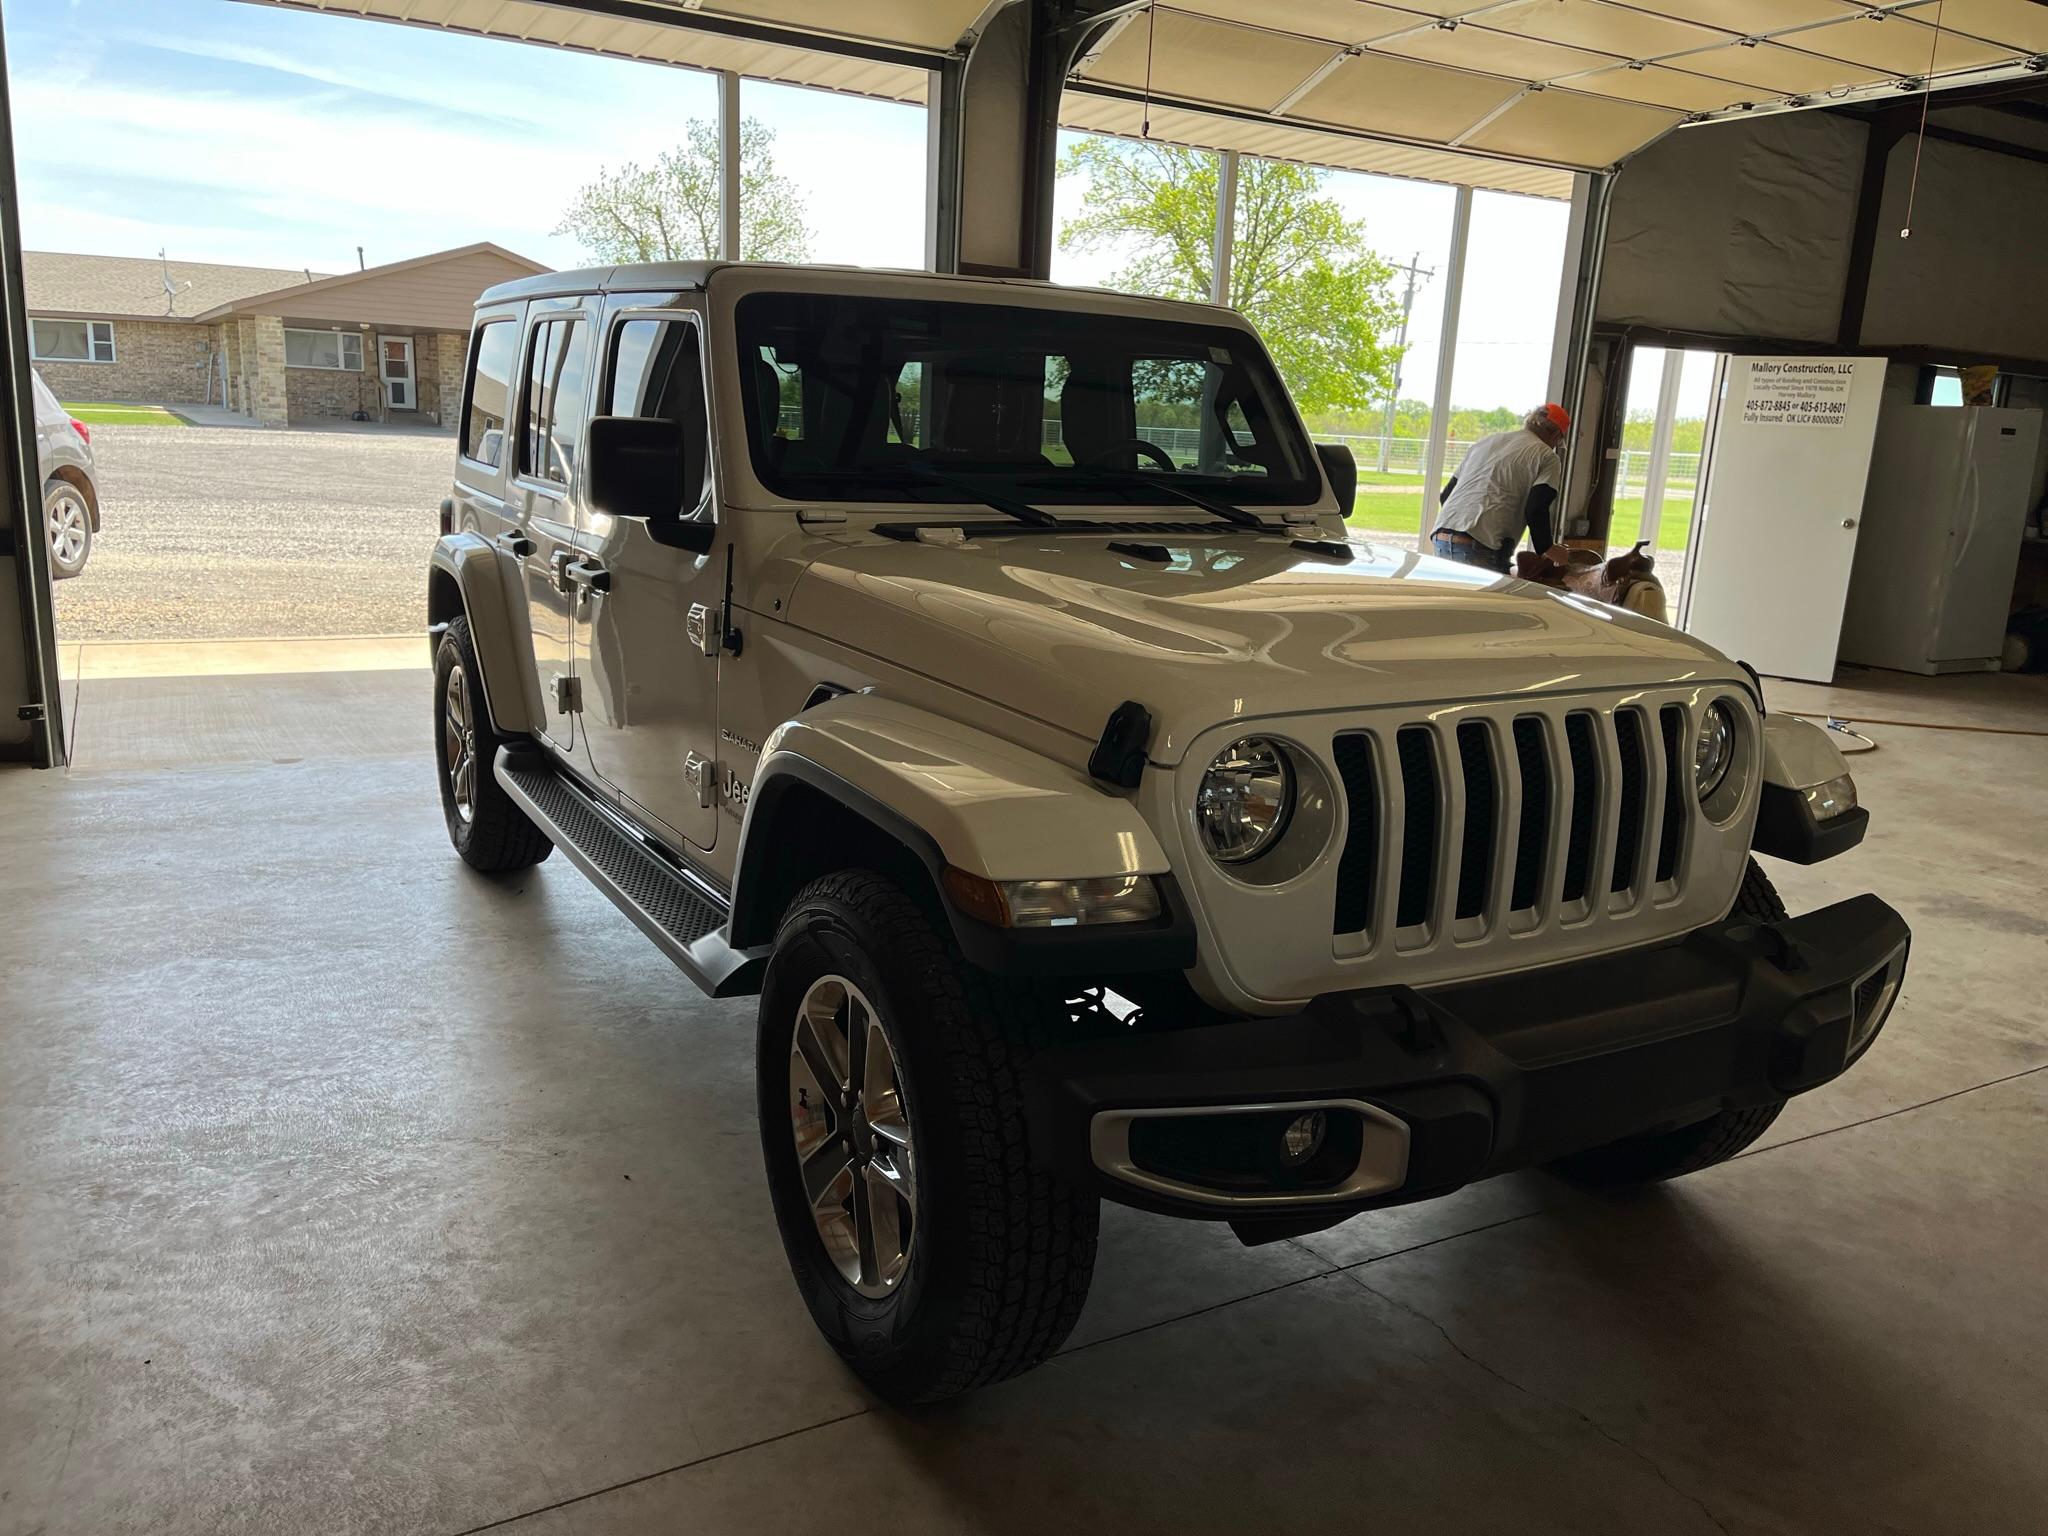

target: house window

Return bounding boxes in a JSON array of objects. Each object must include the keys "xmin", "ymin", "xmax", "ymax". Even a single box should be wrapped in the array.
[
  {"xmin": 285, "ymin": 329, "xmax": 363, "ymax": 370},
  {"xmin": 31, "ymin": 319, "xmax": 116, "ymax": 364}
]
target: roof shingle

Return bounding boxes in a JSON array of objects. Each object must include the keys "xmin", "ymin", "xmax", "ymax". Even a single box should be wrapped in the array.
[{"xmin": 25, "ymin": 252, "xmax": 329, "ymax": 321}]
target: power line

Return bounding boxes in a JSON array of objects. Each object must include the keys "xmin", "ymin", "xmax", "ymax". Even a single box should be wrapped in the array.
[{"xmin": 1377, "ymin": 252, "xmax": 1433, "ymax": 473}]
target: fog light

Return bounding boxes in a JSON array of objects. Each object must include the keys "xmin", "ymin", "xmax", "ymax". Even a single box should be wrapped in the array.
[
  {"xmin": 1280, "ymin": 1110, "xmax": 1327, "ymax": 1167},
  {"xmin": 1804, "ymin": 773, "xmax": 1858, "ymax": 822}
]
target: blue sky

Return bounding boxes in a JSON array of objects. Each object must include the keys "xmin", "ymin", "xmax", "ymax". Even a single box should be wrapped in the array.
[{"xmin": 4, "ymin": 0, "xmax": 1569, "ymax": 409}]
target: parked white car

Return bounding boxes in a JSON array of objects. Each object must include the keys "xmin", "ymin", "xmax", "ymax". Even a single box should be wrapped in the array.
[
  {"xmin": 31, "ymin": 370, "xmax": 99, "ymax": 579},
  {"xmin": 426, "ymin": 263, "xmax": 1909, "ymax": 1404}
]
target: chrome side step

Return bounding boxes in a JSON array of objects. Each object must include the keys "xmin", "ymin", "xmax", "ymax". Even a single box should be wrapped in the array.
[{"xmin": 493, "ymin": 745, "xmax": 768, "ymax": 998}]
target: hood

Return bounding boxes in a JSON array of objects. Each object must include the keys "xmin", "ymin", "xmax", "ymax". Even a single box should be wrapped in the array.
[{"xmin": 783, "ymin": 530, "xmax": 1742, "ymax": 764}]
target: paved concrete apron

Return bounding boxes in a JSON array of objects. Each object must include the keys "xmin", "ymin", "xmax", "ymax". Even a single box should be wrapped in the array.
[{"xmin": 2, "ymin": 674, "xmax": 2044, "ymax": 1534}]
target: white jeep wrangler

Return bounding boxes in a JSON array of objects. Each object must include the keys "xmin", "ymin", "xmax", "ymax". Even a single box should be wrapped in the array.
[{"xmin": 427, "ymin": 262, "xmax": 1908, "ymax": 1404}]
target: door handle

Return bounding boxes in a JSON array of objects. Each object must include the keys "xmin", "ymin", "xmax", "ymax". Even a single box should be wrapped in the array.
[
  {"xmin": 1841, "ymin": 518, "xmax": 1857, "ymax": 529},
  {"xmin": 566, "ymin": 559, "xmax": 610, "ymax": 594},
  {"xmin": 496, "ymin": 528, "xmax": 534, "ymax": 558}
]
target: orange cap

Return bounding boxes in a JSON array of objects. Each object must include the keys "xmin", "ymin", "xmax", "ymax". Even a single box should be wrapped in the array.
[{"xmin": 1541, "ymin": 402, "xmax": 1572, "ymax": 433}]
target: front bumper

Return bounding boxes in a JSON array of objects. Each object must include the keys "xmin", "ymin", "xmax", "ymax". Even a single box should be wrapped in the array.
[{"xmin": 1025, "ymin": 894, "xmax": 1909, "ymax": 1225}]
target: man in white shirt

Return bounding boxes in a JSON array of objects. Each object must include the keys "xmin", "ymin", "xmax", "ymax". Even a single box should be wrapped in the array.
[{"xmin": 1430, "ymin": 403, "xmax": 1573, "ymax": 574}]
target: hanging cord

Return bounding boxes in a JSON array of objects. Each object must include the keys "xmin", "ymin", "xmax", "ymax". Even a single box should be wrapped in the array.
[
  {"xmin": 1141, "ymin": 1, "xmax": 1157, "ymax": 139},
  {"xmin": 1900, "ymin": 0, "xmax": 1944, "ymax": 238}
]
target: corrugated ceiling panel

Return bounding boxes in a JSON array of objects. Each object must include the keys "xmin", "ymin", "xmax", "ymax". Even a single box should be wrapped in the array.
[
  {"xmin": 700, "ymin": 0, "xmax": 983, "ymax": 51},
  {"xmin": 1086, "ymin": 9, "xmax": 1337, "ymax": 110},
  {"xmin": 1164, "ymin": 0, "xmax": 1416, "ymax": 47},
  {"xmin": 1378, "ymin": 24, "xmax": 1618, "ymax": 83},
  {"xmin": 1796, "ymin": 14, "xmax": 2014, "ymax": 75},
  {"xmin": 1663, "ymin": 40, "xmax": 1888, "ymax": 96},
  {"xmin": 1058, "ymin": 92, "xmax": 1574, "ymax": 198},
  {"xmin": 1567, "ymin": 64, "xmax": 1762, "ymax": 115},
  {"xmin": 1462, "ymin": 89, "xmax": 1681, "ymax": 167},
  {"xmin": 235, "ymin": 0, "xmax": 2048, "ymax": 188},
  {"xmin": 1939, "ymin": 0, "xmax": 2048, "ymax": 51},
  {"xmin": 1292, "ymin": 51, "xmax": 1524, "ymax": 144},
  {"xmin": 1479, "ymin": 0, "xmax": 1734, "ymax": 61},
  {"xmin": 1656, "ymin": 0, "xmax": 1865, "ymax": 32}
]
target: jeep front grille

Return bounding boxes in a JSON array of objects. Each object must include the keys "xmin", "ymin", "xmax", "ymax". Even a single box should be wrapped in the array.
[{"xmin": 1331, "ymin": 693, "xmax": 1711, "ymax": 952}]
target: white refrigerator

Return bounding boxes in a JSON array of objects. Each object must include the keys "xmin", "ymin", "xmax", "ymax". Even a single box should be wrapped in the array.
[{"xmin": 1838, "ymin": 404, "xmax": 2043, "ymax": 674}]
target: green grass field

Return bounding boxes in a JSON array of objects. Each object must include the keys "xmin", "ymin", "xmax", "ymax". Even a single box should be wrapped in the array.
[
  {"xmin": 60, "ymin": 401, "xmax": 187, "ymax": 426},
  {"xmin": 1347, "ymin": 489, "xmax": 1696, "ymax": 554}
]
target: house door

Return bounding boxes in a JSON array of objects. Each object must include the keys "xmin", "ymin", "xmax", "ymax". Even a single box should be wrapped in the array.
[{"xmin": 378, "ymin": 335, "xmax": 416, "ymax": 411}]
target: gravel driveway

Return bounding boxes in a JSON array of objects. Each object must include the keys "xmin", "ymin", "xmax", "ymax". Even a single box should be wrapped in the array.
[{"xmin": 52, "ymin": 423, "xmax": 450, "ymax": 641}]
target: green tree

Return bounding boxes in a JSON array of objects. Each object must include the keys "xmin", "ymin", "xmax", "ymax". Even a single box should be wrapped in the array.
[
  {"xmin": 1056, "ymin": 138, "xmax": 1404, "ymax": 414},
  {"xmin": 555, "ymin": 117, "xmax": 810, "ymax": 263}
]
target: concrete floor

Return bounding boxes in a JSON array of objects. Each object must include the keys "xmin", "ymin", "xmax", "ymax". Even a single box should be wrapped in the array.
[{"xmin": 4, "ymin": 663, "xmax": 2046, "ymax": 1535}]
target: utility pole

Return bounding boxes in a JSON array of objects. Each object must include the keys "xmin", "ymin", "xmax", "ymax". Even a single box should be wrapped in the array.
[{"xmin": 1377, "ymin": 252, "xmax": 1433, "ymax": 473}]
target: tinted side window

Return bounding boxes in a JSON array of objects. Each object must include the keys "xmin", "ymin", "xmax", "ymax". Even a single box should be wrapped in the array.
[
  {"xmin": 608, "ymin": 318, "xmax": 710, "ymax": 511},
  {"xmin": 462, "ymin": 319, "xmax": 518, "ymax": 468},
  {"xmin": 519, "ymin": 317, "xmax": 592, "ymax": 484}
]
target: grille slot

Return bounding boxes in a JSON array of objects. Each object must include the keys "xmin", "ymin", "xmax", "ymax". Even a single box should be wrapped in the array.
[
  {"xmin": 1454, "ymin": 722, "xmax": 1495, "ymax": 921},
  {"xmin": 1331, "ymin": 735, "xmax": 1377, "ymax": 936},
  {"xmin": 1561, "ymin": 713, "xmax": 1599, "ymax": 905},
  {"xmin": 1326, "ymin": 690, "xmax": 1724, "ymax": 953},
  {"xmin": 1657, "ymin": 705, "xmax": 1688, "ymax": 884},
  {"xmin": 1510, "ymin": 717, "xmax": 1549, "ymax": 911},
  {"xmin": 1395, "ymin": 728, "xmax": 1438, "ymax": 929},
  {"xmin": 1611, "ymin": 709, "xmax": 1645, "ymax": 894}
]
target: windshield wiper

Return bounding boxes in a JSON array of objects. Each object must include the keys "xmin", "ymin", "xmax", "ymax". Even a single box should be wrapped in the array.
[
  {"xmin": 849, "ymin": 467, "xmax": 1058, "ymax": 528},
  {"xmin": 1024, "ymin": 470, "xmax": 1270, "ymax": 531}
]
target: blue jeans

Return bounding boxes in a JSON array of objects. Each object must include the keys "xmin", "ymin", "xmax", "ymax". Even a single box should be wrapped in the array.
[{"xmin": 1431, "ymin": 533, "xmax": 1511, "ymax": 573}]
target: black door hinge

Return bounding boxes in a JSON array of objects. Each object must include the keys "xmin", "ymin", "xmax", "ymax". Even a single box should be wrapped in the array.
[{"xmin": 721, "ymin": 545, "xmax": 744, "ymax": 657}]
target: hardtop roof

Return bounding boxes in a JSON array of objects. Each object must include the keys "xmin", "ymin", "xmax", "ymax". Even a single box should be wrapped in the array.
[{"xmin": 474, "ymin": 261, "xmax": 1239, "ymax": 325}]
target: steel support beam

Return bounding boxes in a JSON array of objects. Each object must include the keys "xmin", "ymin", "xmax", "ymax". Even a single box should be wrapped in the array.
[
  {"xmin": 1636, "ymin": 346, "xmax": 1684, "ymax": 550},
  {"xmin": 1548, "ymin": 170, "xmax": 1612, "ymax": 535},
  {"xmin": 926, "ymin": 57, "xmax": 965, "ymax": 272},
  {"xmin": 1210, "ymin": 148, "xmax": 1237, "ymax": 305},
  {"xmin": 1419, "ymin": 184, "xmax": 1473, "ymax": 538},
  {"xmin": 949, "ymin": 1, "xmax": 1130, "ymax": 279},
  {"xmin": 0, "ymin": 20, "xmax": 62, "ymax": 766},
  {"xmin": 718, "ymin": 69, "xmax": 741, "ymax": 260}
]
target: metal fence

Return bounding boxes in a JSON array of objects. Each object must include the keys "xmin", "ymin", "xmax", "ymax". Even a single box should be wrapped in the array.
[
  {"xmin": 770, "ymin": 409, "xmax": 1703, "ymax": 500},
  {"xmin": 1613, "ymin": 449, "xmax": 1701, "ymax": 499}
]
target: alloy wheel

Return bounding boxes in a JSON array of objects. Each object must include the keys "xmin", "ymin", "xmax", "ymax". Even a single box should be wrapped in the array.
[
  {"xmin": 443, "ymin": 663, "xmax": 476, "ymax": 823},
  {"xmin": 787, "ymin": 973, "xmax": 916, "ymax": 1297},
  {"xmin": 45, "ymin": 489, "xmax": 88, "ymax": 572}
]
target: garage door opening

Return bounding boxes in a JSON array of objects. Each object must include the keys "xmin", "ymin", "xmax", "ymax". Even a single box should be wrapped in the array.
[
  {"xmin": 1602, "ymin": 342, "xmax": 1719, "ymax": 616},
  {"xmin": 6, "ymin": 0, "xmax": 928, "ymax": 768}
]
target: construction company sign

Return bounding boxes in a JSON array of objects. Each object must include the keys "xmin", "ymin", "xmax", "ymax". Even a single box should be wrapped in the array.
[{"xmin": 1735, "ymin": 358, "xmax": 1858, "ymax": 428}]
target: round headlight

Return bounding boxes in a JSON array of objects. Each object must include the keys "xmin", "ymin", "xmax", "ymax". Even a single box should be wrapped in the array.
[
  {"xmin": 1694, "ymin": 701, "xmax": 1736, "ymax": 802},
  {"xmin": 1197, "ymin": 737, "xmax": 1294, "ymax": 865}
]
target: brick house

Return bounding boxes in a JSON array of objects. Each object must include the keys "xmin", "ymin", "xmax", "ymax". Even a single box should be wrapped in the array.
[{"xmin": 24, "ymin": 243, "xmax": 547, "ymax": 428}]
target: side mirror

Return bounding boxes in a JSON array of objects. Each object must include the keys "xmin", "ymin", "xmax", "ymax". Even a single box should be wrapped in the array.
[
  {"xmin": 585, "ymin": 415, "xmax": 714, "ymax": 553},
  {"xmin": 1315, "ymin": 441, "xmax": 1356, "ymax": 514}
]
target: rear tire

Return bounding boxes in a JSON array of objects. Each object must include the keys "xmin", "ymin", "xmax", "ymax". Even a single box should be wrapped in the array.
[
  {"xmin": 1549, "ymin": 858, "xmax": 1788, "ymax": 1188},
  {"xmin": 757, "ymin": 869, "xmax": 1099, "ymax": 1404},
  {"xmin": 44, "ymin": 479, "xmax": 92, "ymax": 579},
  {"xmin": 433, "ymin": 616, "xmax": 551, "ymax": 874}
]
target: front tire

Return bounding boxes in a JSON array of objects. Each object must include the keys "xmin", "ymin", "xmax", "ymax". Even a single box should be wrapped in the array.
[
  {"xmin": 433, "ymin": 616, "xmax": 551, "ymax": 874},
  {"xmin": 1549, "ymin": 859, "xmax": 1789, "ymax": 1188},
  {"xmin": 44, "ymin": 479, "xmax": 92, "ymax": 579},
  {"xmin": 757, "ymin": 869, "xmax": 1099, "ymax": 1404}
]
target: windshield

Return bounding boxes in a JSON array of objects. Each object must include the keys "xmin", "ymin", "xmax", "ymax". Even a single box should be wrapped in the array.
[{"xmin": 733, "ymin": 291, "xmax": 1318, "ymax": 506}]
